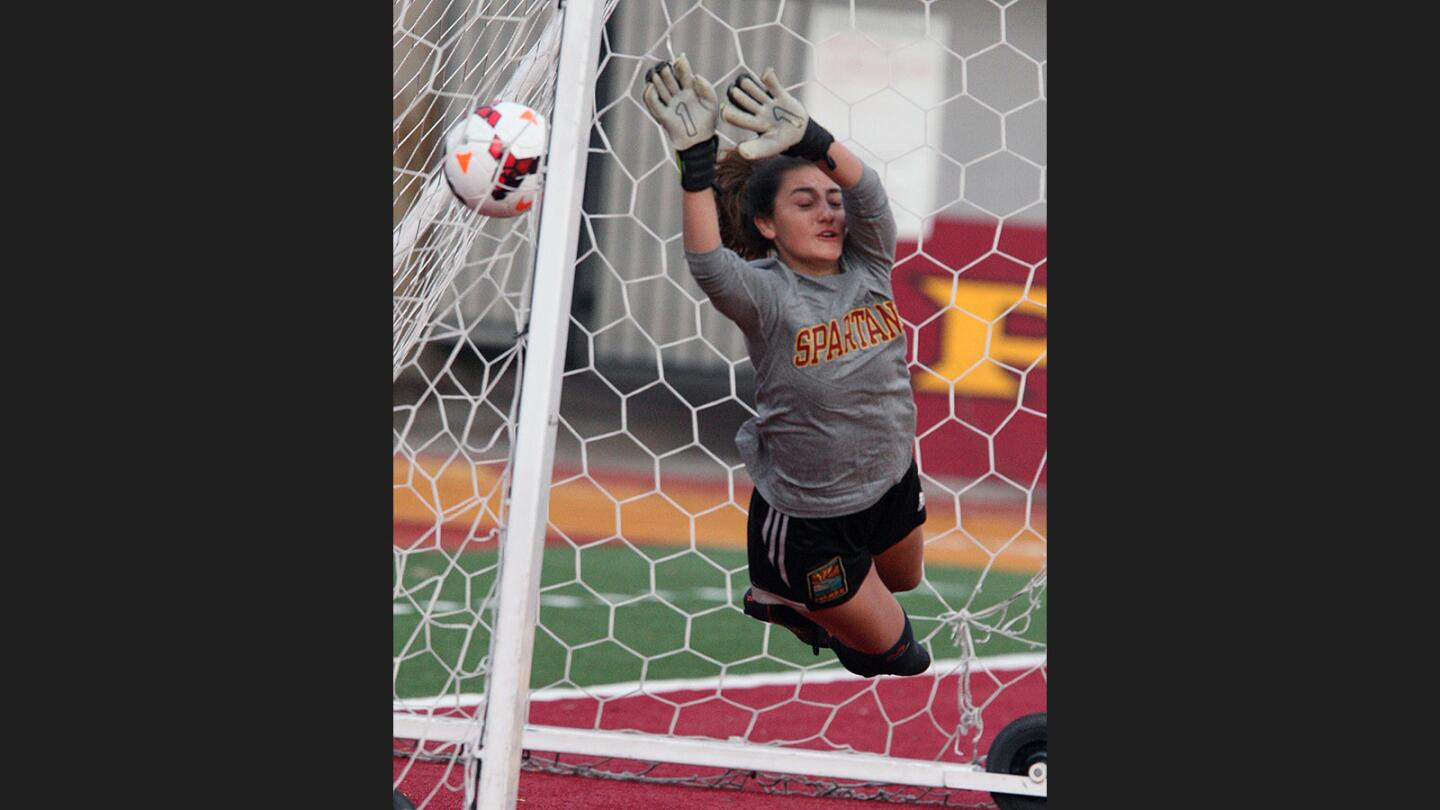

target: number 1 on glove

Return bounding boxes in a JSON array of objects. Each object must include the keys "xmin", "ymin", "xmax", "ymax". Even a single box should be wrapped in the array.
[{"xmin": 721, "ymin": 68, "xmax": 835, "ymax": 168}]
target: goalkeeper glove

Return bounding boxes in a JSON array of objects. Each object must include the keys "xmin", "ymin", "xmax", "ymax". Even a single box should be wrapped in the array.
[
  {"xmin": 641, "ymin": 54, "xmax": 722, "ymax": 192},
  {"xmin": 720, "ymin": 68, "xmax": 835, "ymax": 169}
]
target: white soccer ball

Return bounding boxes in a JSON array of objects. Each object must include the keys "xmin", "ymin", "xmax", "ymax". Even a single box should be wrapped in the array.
[{"xmin": 442, "ymin": 101, "xmax": 547, "ymax": 217}]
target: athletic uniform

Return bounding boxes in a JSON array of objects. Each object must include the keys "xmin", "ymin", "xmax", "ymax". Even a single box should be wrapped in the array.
[{"xmin": 684, "ymin": 164, "xmax": 925, "ymax": 612}]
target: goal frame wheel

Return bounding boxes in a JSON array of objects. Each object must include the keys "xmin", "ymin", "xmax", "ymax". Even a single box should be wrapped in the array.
[{"xmin": 985, "ymin": 712, "xmax": 1047, "ymax": 810}]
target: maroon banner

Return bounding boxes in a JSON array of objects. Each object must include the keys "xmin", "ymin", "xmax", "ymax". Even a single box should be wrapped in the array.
[{"xmin": 892, "ymin": 218, "xmax": 1047, "ymax": 485}]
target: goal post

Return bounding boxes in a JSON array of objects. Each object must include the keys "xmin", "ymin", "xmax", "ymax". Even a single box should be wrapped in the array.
[
  {"xmin": 394, "ymin": 1, "xmax": 1047, "ymax": 807},
  {"xmin": 474, "ymin": 0, "xmax": 607, "ymax": 806}
]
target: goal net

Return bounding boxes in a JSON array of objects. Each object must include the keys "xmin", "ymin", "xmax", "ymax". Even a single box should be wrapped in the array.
[{"xmin": 394, "ymin": 1, "xmax": 1046, "ymax": 807}]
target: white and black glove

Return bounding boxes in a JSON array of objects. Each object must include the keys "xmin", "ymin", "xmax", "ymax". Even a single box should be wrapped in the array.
[
  {"xmin": 721, "ymin": 68, "xmax": 835, "ymax": 168},
  {"xmin": 641, "ymin": 53, "xmax": 721, "ymax": 192}
]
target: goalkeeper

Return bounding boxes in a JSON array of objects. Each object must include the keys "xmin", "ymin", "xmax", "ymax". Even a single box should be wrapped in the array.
[{"xmin": 643, "ymin": 56, "xmax": 930, "ymax": 678}]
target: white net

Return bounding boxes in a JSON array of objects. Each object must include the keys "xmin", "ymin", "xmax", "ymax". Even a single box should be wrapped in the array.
[
  {"xmin": 393, "ymin": 0, "xmax": 584, "ymax": 380},
  {"xmin": 393, "ymin": 1, "xmax": 573, "ymax": 805},
  {"xmin": 395, "ymin": 0, "xmax": 1046, "ymax": 806}
]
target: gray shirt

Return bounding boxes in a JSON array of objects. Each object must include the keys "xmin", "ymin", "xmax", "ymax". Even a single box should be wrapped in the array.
[{"xmin": 684, "ymin": 164, "xmax": 916, "ymax": 518}]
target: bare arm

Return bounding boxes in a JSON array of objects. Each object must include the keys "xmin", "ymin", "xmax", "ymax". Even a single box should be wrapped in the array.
[
  {"xmin": 819, "ymin": 139, "xmax": 865, "ymax": 189},
  {"xmin": 682, "ymin": 188, "xmax": 722, "ymax": 253}
]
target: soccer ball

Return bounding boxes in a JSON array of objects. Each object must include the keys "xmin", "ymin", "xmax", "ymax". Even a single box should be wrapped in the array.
[{"xmin": 442, "ymin": 101, "xmax": 546, "ymax": 217}]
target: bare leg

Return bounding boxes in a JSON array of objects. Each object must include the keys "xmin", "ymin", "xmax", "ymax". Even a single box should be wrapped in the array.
[
  {"xmin": 798, "ymin": 565, "xmax": 904, "ymax": 654},
  {"xmin": 873, "ymin": 525, "xmax": 924, "ymax": 593}
]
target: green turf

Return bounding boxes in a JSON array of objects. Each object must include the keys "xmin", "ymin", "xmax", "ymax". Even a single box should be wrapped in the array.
[{"xmin": 393, "ymin": 543, "xmax": 1045, "ymax": 699}]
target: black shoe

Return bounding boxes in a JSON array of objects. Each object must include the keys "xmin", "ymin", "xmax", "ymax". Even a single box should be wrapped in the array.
[{"xmin": 742, "ymin": 587, "xmax": 832, "ymax": 655}]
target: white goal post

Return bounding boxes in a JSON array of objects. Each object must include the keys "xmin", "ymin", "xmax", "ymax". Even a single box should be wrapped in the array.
[
  {"xmin": 474, "ymin": 0, "xmax": 607, "ymax": 806},
  {"xmin": 394, "ymin": 2, "xmax": 1047, "ymax": 808}
]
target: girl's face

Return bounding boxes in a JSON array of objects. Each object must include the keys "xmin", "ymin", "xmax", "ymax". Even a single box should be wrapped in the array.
[{"xmin": 754, "ymin": 165, "xmax": 846, "ymax": 274}]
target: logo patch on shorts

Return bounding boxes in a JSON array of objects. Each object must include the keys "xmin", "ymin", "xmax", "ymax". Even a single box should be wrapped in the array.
[{"xmin": 807, "ymin": 557, "xmax": 849, "ymax": 605}]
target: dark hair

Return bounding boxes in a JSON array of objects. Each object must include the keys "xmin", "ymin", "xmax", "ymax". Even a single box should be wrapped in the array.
[{"xmin": 715, "ymin": 150, "xmax": 812, "ymax": 260}]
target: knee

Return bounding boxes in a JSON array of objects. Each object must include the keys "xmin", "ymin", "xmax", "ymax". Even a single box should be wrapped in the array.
[{"xmin": 831, "ymin": 614, "xmax": 930, "ymax": 678}]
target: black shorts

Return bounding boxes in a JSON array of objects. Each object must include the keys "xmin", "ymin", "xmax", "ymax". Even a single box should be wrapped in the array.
[{"xmin": 747, "ymin": 458, "xmax": 926, "ymax": 611}]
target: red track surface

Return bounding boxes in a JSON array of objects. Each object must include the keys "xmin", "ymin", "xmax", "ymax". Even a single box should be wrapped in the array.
[{"xmin": 396, "ymin": 666, "xmax": 1044, "ymax": 808}]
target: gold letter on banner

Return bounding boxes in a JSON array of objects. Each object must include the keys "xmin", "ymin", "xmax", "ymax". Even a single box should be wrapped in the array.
[{"xmin": 916, "ymin": 277, "xmax": 1047, "ymax": 398}]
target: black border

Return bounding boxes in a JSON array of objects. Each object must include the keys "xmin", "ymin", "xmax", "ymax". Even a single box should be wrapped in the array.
[
  {"xmin": 1050, "ymin": 3, "xmax": 1361, "ymax": 805},
  {"xmin": 100, "ymin": 5, "xmax": 391, "ymax": 806}
]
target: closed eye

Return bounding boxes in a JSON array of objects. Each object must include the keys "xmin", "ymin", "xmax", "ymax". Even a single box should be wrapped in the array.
[{"xmin": 789, "ymin": 187, "xmax": 843, "ymax": 211}]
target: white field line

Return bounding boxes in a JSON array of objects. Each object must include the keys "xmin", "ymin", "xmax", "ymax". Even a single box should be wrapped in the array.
[{"xmin": 393, "ymin": 652, "xmax": 1046, "ymax": 712}]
